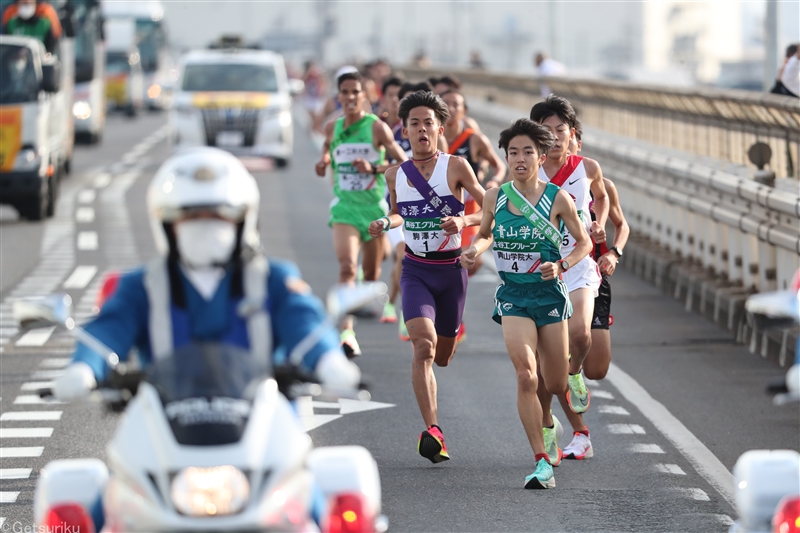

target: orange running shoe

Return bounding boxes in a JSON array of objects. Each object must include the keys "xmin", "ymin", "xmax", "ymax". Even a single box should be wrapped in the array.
[
  {"xmin": 418, "ymin": 425, "xmax": 450, "ymax": 464},
  {"xmin": 456, "ymin": 322, "xmax": 467, "ymax": 344}
]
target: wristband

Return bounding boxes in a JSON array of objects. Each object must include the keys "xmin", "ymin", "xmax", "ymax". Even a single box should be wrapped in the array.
[
  {"xmin": 381, "ymin": 216, "xmax": 391, "ymax": 232},
  {"xmin": 371, "ymin": 164, "xmax": 380, "ymax": 175}
]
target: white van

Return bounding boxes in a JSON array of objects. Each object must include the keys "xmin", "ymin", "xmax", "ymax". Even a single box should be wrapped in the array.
[{"xmin": 170, "ymin": 48, "xmax": 294, "ymax": 167}]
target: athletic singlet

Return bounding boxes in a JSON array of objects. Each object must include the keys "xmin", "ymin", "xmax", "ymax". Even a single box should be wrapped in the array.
[
  {"xmin": 390, "ymin": 121, "xmax": 412, "ymax": 161},
  {"xmin": 539, "ymin": 155, "xmax": 592, "ymax": 257},
  {"xmin": 447, "ymin": 128, "xmax": 480, "ymax": 175},
  {"xmin": 396, "ymin": 153, "xmax": 465, "ymax": 256},
  {"xmin": 493, "ymin": 182, "xmax": 563, "ymax": 284},
  {"xmin": 330, "ymin": 114, "xmax": 386, "ymax": 205}
]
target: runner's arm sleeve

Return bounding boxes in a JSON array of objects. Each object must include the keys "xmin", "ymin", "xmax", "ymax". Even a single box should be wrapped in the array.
[
  {"xmin": 267, "ymin": 260, "xmax": 341, "ymax": 373},
  {"xmin": 72, "ymin": 270, "xmax": 149, "ymax": 382}
]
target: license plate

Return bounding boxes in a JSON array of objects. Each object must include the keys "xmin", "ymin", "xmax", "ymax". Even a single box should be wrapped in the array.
[{"xmin": 216, "ymin": 131, "xmax": 244, "ymax": 147}]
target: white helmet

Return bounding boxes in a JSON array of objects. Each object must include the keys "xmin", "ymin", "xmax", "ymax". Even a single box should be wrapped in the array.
[{"xmin": 147, "ymin": 147, "xmax": 260, "ymax": 258}]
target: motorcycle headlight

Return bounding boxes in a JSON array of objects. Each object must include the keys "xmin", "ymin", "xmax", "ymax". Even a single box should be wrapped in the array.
[
  {"xmin": 170, "ymin": 465, "xmax": 249, "ymax": 517},
  {"xmin": 13, "ymin": 148, "xmax": 40, "ymax": 171},
  {"xmin": 73, "ymin": 100, "xmax": 92, "ymax": 120}
]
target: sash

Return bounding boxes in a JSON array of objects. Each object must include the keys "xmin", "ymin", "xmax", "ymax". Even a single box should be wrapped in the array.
[
  {"xmin": 400, "ymin": 159, "xmax": 453, "ymax": 218},
  {"xmin": 501, "ymin": 182, "xmax": 563, "ymax": 249},
  {"xmin": 447, "ymin": 128, "xmax": 474, "ymax": 155},
  {"xmin": 549, "ymin": 155, "xmax": 583, "ymax": 187},
  {"xmin": 330, "ymin": 115, "xmax": 371, "ymax": 151}
]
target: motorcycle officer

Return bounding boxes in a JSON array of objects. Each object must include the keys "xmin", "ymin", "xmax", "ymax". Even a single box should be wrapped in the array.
[{"xmin": 53, "ymin": 147, "xmax": 361, "ymax": 401}]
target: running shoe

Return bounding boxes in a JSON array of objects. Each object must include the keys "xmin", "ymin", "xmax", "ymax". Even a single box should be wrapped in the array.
[
  {"xmin": 381, "ymin": 302, "xmax": 398, "ymax": 323},
  {"xmin": 399, "ymin": 312, "xmax": 410, "ymax": 342},
  {"xmin": 524, "ymin": 458, "xmax": 555, "ymax": 489},
  {"xmin": 563, "ymin": 431, "xmax": 594, "ymax": 460},
  {"xmin": 566, "ymin": 372, "xmax": 591, "ymax": 414},
  {"xmin": 340, "ymin": 329, "xmax": 361, "ymax": 358},
  {"xmin": 418, "ymin": 426, "xmax": 450, "ymax": 463},
  {"xmin": 456, "ymin": 322, "xmax": 467, "ymax": 344},
  {"xmin": 543, "ymin": 414, "xmax": 564, "ymax": 467}
]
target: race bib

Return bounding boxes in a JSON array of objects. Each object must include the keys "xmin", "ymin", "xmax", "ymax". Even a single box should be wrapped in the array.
[
  {"xmin": 333, "ymin": 142, "xmax": 380, "ymax": 192},
  {"xmin": 404, "ymin": 218, "xmax": 454, "ymax": 254}
]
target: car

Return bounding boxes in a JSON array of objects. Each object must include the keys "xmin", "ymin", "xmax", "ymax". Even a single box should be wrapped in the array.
[{"xmin": 169, "ymin": 47, "xmax": 296, "ymax": 167}]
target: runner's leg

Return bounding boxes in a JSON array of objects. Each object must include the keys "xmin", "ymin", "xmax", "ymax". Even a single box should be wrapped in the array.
[
  {"xmin": 333, "ymin": 223, "xmax": 361, "ymax": 331},
  {"xmin": 408, "ymin": 316, "xmax": 440, "ymax": 428},
  {"xmin": 361, "ymin": 233, "xmax": 384, "ymax": 282},
  {"xmin": 567, "ymin": 288, "xmax": 595, "ymax": 373},
  {"xmin": 584, "ymin": 329, "xmax": 612, "ymax": 380}
]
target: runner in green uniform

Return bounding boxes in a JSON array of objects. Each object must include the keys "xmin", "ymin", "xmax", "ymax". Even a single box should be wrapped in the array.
[
  {"xmin": 315, "ymin": 70, "xmax": 407, "ymax": 356},
  {"xmin": 461, "ymin": 119, "xmax": 592, "ymax": 490}
]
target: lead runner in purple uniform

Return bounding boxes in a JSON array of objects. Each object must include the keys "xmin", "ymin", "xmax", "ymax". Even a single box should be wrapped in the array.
[{"xmin": 369, "ymin": 91, "xmax": 485, "ymax": 464}]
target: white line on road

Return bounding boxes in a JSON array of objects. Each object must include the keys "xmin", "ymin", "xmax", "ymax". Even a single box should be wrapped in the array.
[
  {"xmin": 77, "ymin": 231, "xmax": 99, "ymax": 250},
  {"xmin": 93, "ymin": 174, "xmax": 111, "ymax": 188},
  {"xmin": 0, "ymin": 428, "xmax": 53, "ymax": 438},
  {"xmin": 0, "ymin": 447, "xmax": 43, "ymax": 458},
  {"xmin": 31, "ymin": 370, "xmax": 64, "ymax": 379},
  {"xmin": 0, "ymin": 492, "xmax": 20, "ymax": 503},
  {"xmin": 630, "ymin": 444, "xmax": 664, "ymax": 454},
  {"xmin": 655, "ymin": 463, "xmax": 686, "ymax": 475},
  {"xmin": 675, "ymin": 488, "xmax": 711, "ymax": 501},
  {"xmin": 0, "ymin": 468, "xmax": 32, "ymax": 479},
  {"xmin": 607, "ymin": 424, "xmax": 646, "ymax": 434},
  {"xmin": 592, "ymin": 390, "xmax": 615, "ymax": 400},
  {"xmin": 75, "ymin": 207, "xmax": 95, "ymax": 223},
  {"xmin": 63, "ymin": 266, "xmax": 97, "ymax": 289},
  {"xmin": 77, "ymin": 189, "xmax": 96, "ymax": 203},
  {"xmin": 606, "ymin": 364, "xmax": 736, "ymax": 507},
  {"xmin": 15, "ymin": 327, "xmax": 55, "ymax": 347},
  {"xmin": 13, "ymin": 395, "xmax": 63, "ymax": 405},
  {"xmin": 598, "ymin": 405, "xmax": 630, "ymax": 415},
  {"xmin": 0, "ymin": 518, "xmax": 5, "ymax": 528},
  {"xmin": 0, "ymin": 411, "xmax": 61, "ymax": 421},
  {"xmin": 716, "ymin": 515, "xmax": 734, "ymax": 526},
  {"xmin": 40, "ymin": 358, "xmax": 70, "ymax": 368},
  {"xmin": 20, "ymin": 382, "xmax": 53, "ymax": 391}
]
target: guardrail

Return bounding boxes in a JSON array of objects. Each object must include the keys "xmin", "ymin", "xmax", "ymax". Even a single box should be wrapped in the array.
[{"xmin": 398, "ymin": 67, "xmax": 800, "ymax": 182}]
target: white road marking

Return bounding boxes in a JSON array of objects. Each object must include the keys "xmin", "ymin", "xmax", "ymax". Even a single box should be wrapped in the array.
[
  {"xmin": 598, "ymin": 405, "xmax": 630, "ymax": 415},
  {"xmin": 93, "ymin": 173, "xmax": 111, "ymax": 188},
  {"xmin": 16, "ymin": 327, "xmax": 55, "ymax": 347},
  {"xmin": 311, "ymin": 401, "xmax": 340, "ymax": 409},
  {"xmin": 338, "ymin": 399, "xmax": 395, "ymax": 415},
  {"xmin": 715, "ymin": 515, "xmax": 734, "ymax": 526},
  {"xmin": 592, "ymin": 390, "xmax": 615, "ymax": 400},
  {"xmin": 0, "ymin": 468, "xmax": 31, "ymax": 479},
  {"xmin": 0, "ymin": 492, "xmax": 20, "ymax": 503},
  {"xmin": 75, "ymin": 206, "xmax": 95, "ymax": 223},
  {"xmin": 0, "ymin": 518, "xmax": 5, "ymax": 528},
  {"xmin": 301, "ymin": 414, "xmax": 342, "ymax": 431},
  {"xmin": 0, "ymin": 428, "xmax": 53, "ymax": 438},
  {"xmin": 40, "ymin": 358, "xmax": 70, "ymax": 368},
  {"xmin": 63, "ymin": 266, "xmax": 97, "ymax": 289},
  {"xmin": 78, "ymin": 189, "xmax": 96, "ymax": 203},
  {"xmin": 607, "ymin": 423, "xmax": 646, "ymax": 434},
  {"xmin": 0, "ymin": 447, "xmax": 43, "ymax": 458},
  {"xmin": 0, "ymin": 411, "xmax": 61, "ymax": 421},
  {"xmin": 298, "ymin": 399, "xmax": 395, "ymax": 431},
  {"xmin": 606, "ymin": 363, "xmax": 736, "ymax": 507},
  {"xmin": 674, "ymin": 488, "xmax": 710, "ymax": 501},
  {"xmin": 77, "ymin": 231, "xmax": 99, "ymax": 250},
  {"xmin": 32, "ymin": 369, "xmax": 64, "ymax": 379},
  {"xmin": 13, "ymin": 395, "xmax": 63, "ymax": 405},
  {"xmin": 21, "ymin": 382, "xmax": 54, "ymax": 391},
  {"xmin": 655, "ymin": 463, "xmax": 686, "ymax": 475},
  {"xmin": 630, "ymin": 443, "xmax": 664, "ymax": 454}
]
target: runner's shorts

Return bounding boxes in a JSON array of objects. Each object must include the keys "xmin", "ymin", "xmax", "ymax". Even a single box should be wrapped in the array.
[
  {"xmin": 591, "ymin": 275, "xmax": 613, "ymax": 329},
  {"xmin": 329, "ymin": 198, "xmax": 388, "ymax": 242},
  {"xmin": 492, "ymin": 278, "xmax": 572, "ymax": 327},
  {"xmin": 387, "ymin": 225, "xmax": 405, "ymax": 249},
  {"xmin": 562, "ymin": 255, "xmax": 602, "ymax": 296},
  {"xmin": 401, "ymin": 256, "xmax": 468, "ymax": 337}
]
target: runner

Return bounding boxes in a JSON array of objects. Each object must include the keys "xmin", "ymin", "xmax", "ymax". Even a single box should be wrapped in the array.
[
  {"xmin": 461, "ymin": 118, "xmax": 592, "ymax": 488},
  {"xmin": 442, "ymin": 89, "xmax": 507, "ymax": 279},
  {"xmin": 529, "ymin": 95, "xmax": 608, "ymax": 420},
  {"xmin": 368, "ymin": 91, "xmax": 485, "ymax": 464},
  {"xmin": 315, "ymin": 70, "xmax": 408, "ymax": 356},
  {"xmin": 312, "ymin": 65, "xmax": 373, "ymax": 135},
  {"xmin": 429, "ymin": 75, "xmax": 482, "ymax": 133},
  {"xmin": 558, "ymin": 120, "xmax": 630, "ymax": 460}
]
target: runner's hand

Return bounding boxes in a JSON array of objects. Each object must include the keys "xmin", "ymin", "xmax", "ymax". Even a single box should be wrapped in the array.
[
  {"xmin": 540, "ymin": 261, "xmax": 559, "ymax": 281},
  {"xmin": 353, "ymin": 158, "xmax": 373, "ymax": 174},
  {"xmin": 461, "ymin": 246, "xmax": 478, "ymax": 269},
  {"xmin": 315, "ymin": 159, "xmax": 329, "ymax": 177},
  {"xmin": 440, "ymin": 216, "xmax": 465, "ymax": 235},
  {"xmin": 590, "ymin": 221, "xmax": 606, "ymax": 243},
  {"xmin": 484, "ymin": 180, "xmax": 500, "ymax": 189},
  {"xmin": 368, "ymin": 219, "xmax": 388, "ymax": 238},
  {"xmin": 598, "ymin": 252, "xmax": 618, "ymax": 276}
]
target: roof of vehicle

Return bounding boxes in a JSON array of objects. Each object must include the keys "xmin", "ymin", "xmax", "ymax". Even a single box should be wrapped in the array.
[
  {"xmin": 102, "ymin": 0, "xmax": 164, "ymax": 21},
  {"xmin": 181, "ymin": 48, "xmax": 285, "ymax": 67},
  {"xmin": 0, "ymin": 35, "xmax": 46, "ymax": 54}
]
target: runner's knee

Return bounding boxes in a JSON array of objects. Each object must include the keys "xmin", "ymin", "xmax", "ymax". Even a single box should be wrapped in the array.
[
  {"xmin": 569, "ymin": 326, "xmax": 592, "ymax": 354},
  {"xmin": 583, "ymin": 355, "xmax": 610, "ymax": 380},
  {"xmin": 411, "ymin": 336, "xmax": 435, "ymax": 361},
  {"xmin": 516, "ymin": 368, "xmax": 538, "ymax": 394},
  {"xmin": 338, "ymin": 262, "xmax": 357, "ymax": 282}
]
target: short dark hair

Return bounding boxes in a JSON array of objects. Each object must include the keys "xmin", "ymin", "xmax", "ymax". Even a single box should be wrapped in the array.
[
  {"xmin": 338, "ymin": 71, "xmax": 362, "ymax": 89},
  {"xmin": 398, "ymin": 91, "xmax": 450, "ymax": 126},
  {"xmin": 437, "ymin": 75, "xmax": 462, "ymax": 90},
  {"xmin": 399, "ymin": 81, "xmax": 433, "ymax": 100},
  {"xmin": 427, "ymin": 76, "xmax": 440, "ymax": 87},
  {"xmin": 498, "ymin": 119, "xmax": 556, "ymax": 156},
  {"xmin": 382, "ymin": 76, "xmax": 403, "ymax": 95},
  {"xmin": 529, "ymin": 94, "xmax": 577, "ymax": 129},
  {"xmin": 573, "ymin": 118, "xmax": 583, "ymax": 142},
  {"xmin": 787, "ymin": 44, "xmax": 799, "ymax": 58}
]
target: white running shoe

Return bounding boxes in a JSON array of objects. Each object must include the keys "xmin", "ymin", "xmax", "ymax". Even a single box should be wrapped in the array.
[{"xmin": 563, "ymin": 431, "xmax": 594, "ymax": 460}]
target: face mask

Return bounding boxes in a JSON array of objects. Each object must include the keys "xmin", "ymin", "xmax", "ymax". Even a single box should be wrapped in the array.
[
  {"xmin": 174, "ymin": 218, "xmax": 237, "ymax": 268},
  {"xmin": 17, "ymin": 4, "xmax": 36, "ymax": 19}
]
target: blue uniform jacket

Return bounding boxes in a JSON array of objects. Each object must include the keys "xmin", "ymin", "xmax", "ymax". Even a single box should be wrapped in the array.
[{"xmin": 73, "ymin": 259, "xmax": 339, "ymax": 381}]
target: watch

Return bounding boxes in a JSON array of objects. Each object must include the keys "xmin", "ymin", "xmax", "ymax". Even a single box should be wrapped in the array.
[
  {"xmin": 559, "ymin": 259, "xmax": 570, "ymax": 272},
  {"xmin": 610, "ymin": 246, "xmax": 623, "ymax": 258},
  {"xmin": 370, "ymin": 164, "xmax": 379, "ymax": 175}
]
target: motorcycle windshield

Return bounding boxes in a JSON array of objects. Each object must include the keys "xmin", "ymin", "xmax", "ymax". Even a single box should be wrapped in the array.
[{"xmin": 146, "ymin": 342, "xmax": 269, "ymax": 446}]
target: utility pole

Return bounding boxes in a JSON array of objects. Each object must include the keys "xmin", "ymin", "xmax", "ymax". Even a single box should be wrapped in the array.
[{"xmin": 763, "ymin": 0, "xmax": 778, "ymax": 91}]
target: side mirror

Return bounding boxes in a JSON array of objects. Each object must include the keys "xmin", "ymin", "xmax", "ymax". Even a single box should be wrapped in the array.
[
  {"xmin": 326, "ymin": 282, "xmax": 388, "ymax": 321},
  {"xmin": 745, "ymin": 290, "xmax": 799, "ymax": 330},
  {"xmin": 289, "ymin": 78, "xmax": 305, "ymax": 96},
  {"xmin": 41, "ymin": 60, "xmax": 61, "ymax": 93}
]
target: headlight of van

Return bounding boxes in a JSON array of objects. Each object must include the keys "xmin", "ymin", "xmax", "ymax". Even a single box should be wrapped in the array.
[
  {"xmin": 14, "ymin": 148, "xmax": 41, "ymax": 172},
  {"xmin": 73, "ymin": 100, "xmax": 92, "ymax": 120},
  {"xmin": 171, "ymin": 465, "xmax": 249, "ymax": 517}
]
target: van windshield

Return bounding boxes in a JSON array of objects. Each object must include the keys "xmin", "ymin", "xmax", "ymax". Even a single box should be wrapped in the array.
[
  {"xmin": 0, "ymin": 44, "xmax": 39, "ymax": 104},
  {"xmin": 182, "ymin": 63, "xmax": 278, "ymax": 93}
]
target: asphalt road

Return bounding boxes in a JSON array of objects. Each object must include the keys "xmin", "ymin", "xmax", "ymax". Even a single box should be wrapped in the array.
[{"xmin": 0, "ymin": 107, "xmax": 797, "ymax": 533}]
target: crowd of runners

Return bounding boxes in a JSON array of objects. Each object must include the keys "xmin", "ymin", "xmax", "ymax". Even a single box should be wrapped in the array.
[{"xmin": 309, "ymin": 61, "xmax": 630, "ymax": 489}]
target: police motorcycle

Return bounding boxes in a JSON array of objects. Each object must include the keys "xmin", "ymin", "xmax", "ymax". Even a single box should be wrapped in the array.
[
  {"xmin": 729, "ymin": 270, "xmax": 800, "ymax": 533},
  {"xmin": 14, "ymin": 281, "xmax": 389, "ymax": 533}
]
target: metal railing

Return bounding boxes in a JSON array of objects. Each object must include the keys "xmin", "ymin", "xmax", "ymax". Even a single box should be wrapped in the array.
[{"xmin": 398, "ymin": 67, "xmax": 800, "ymax": 181}]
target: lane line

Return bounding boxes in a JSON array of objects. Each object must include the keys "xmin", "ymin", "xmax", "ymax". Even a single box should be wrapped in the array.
[
  {"xmin": 0, "ymin": 428, "xmax": 53, "ymax": 438},
  {"xmin": 606, "ymin": 363, "xmax": 736, "ymax": 507},
  {"xmin": 75, "ymin": 207, "xmax": 95, "ymax": 223},
  {"xmin": 592, "ymin": 390, "xmax": 615, "ymax": 400},
  {"xmin": 0, "ymin": 446, "xmax": 44, "ymax": 458},
  {"xmin": 0, "ymin": 411, "xmax": 62, "ymax": 421},
  {"xmin": 77, "ymin": 189, "xmax": 96, "ymax": 203},
  {"xmin": 0, "ymin": 468, "xmax": 31, "ymax": 479},
  {"xmin": 0, "ymin": 492, "xmax": 20, "ymax": 503},
  {"xmin": 16, "ymin": 327, "xmax": 55, "ymax": 347},
  {"xmin": 675, "ymin": 488, "xmax": 711, "ymax": 501},
  {"xmin": 655, "ymin": 463, "xmax": 686, "ymax": 475},
  {"xmin": 630, "ymin": 443, "xmax": 664, "ymax": 454},
  {"xmin": 77, "ymin": 231, "xmax": 98, "ymax": 251},
  {"xmin": 607, "ymin": 423, "xmax": 646, "ymax": 434},
  {"xmin": 40, "ymin": 358, "xmax": 70, "ymax": 368},
  {"xmin": 716, "ymin": 515, "xmax": 734, "ymax": 526},
  {"xmin": 598, "ymin": 405, "xmax": 630, "ymax": 415},
  {"xmin": 93, "ymin": 174, "xmax": 111, "ymax": 188},
  {"xmin": 32, "ymin": 370, "xmax": 65, "ymax": 379},
  {"xmin": 62, "ymin": 266, "xmax": 97, "ymax": 289},
  {"xmin": 13, "ymin": 395, "xmax": 63, "ymax": 405},
  {"xmin": 20, "ymin": 382, "xmax": 54, "ymax": 391}
]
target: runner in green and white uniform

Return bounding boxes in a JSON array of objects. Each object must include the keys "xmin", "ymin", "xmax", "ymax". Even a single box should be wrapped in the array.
[
  {"xmin": 316, "ymin": 70, "xmax": 407, "ymax": 356},
  {"xmin": 461, "ymin": 119, "xmax": 591, "ymax": 490}
]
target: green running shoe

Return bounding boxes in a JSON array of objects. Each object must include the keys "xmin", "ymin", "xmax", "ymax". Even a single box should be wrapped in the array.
[
  {"xmin": 543, "ymin": 414, "xmax": 563, "ymax": 467},
  {"xmin": 340, "ymin": 329, "xmax": 361, "ymax": 358},
  {"xmin": 524, "ymin": 458, "xmax": 555, "ymax": 489},
  {"xmin": 381, "ymin": 302, "xmax": 398, "ymax": 323},
  {"xmin": 567, "ymin": 372, "xmax": 591, "ymax": 414},
  {"xmin": 398, "ymin": 310, "xmax": 410, "ymax": 341}
]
